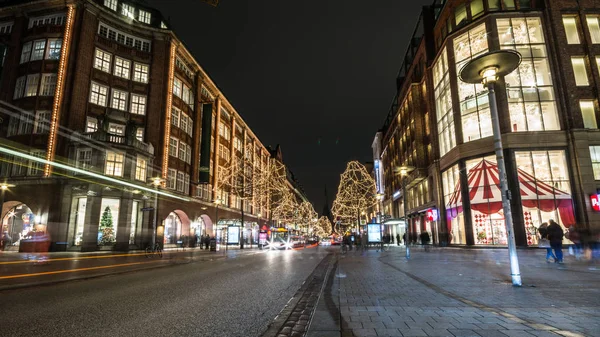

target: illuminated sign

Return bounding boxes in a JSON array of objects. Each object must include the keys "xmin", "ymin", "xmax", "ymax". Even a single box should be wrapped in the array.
[
  {"xmin": 367, "ymin": 224, "xmax": 382, "ymax": 243},
  {"xmin": 591, "ymin": 194, "xmax": 600, "ymax": 212},
  {"xmin": 228, "ymin": 226, "xmax": 240, "ymax": 244},
  {"xmin": 426, "ymin": 209, "xmax": 438, "ymax": 222},
  {"xmin": 392, "ymin": 190, "xmax": 401, "ymax": 200}
]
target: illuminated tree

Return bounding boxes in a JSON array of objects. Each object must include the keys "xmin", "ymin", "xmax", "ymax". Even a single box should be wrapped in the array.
[
  {"xmin": 313, "ymin": 216, "xmax": 332, "ymax": 237},
  {"xmin": 99, "ymin": 206, "xmax": 115, "ymax": 245},
  {"xmin": 332, "ymin": 161, "xmax": 377, "ymax": 230}
]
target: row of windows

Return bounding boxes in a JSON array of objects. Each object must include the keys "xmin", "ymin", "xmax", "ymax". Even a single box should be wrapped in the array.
[
  {"xmin": 173, "ymin": 77, "xmax": 194, "ymax": 109},
  {"xmin": 89, "ymin": 82, "xmax": 147, "ymax": 115},
  {"xmin": 167, "ymin": 168, "xmax": 190, "ymax": 193},
  {"xmin": 98, "ymin": 22, "xmax": 151, "ymax": 53},
  {"xmin": 0, "ymin": 22, "xmax": 13, "ymax": 34},
  {"xmin": 169, "ymin": 137, "xmax": 192, "ymax": 164},
  {"xmin": 103, "ymin": 0, "xmax": 155, "ymax": 26},
  {"xmin": 20, "ymin": 39, "xmax": 62, "ymax": 63},
  {"xmin": 176, "ymin": 57, "xmax": 194, "ymax": 79},
  {"xmin": 85, "ymin": 116, "xmax": 144, "ymax": 142},
  {"xmin": 234, "ymin": 137, "xmax": 243, "ymax": 153},
  {"xmin": 29, "ymin": 13, "xmax": 65, "ymax": 29},
  {"xmin": 94, "ymin": 48, "xmax": 149, "ymax": 83},
  {"xmin": 218, "ymin": 123, "xmax": 231, "ymax": 141},
  {"xmin": 219, "ymin": 144, "xmax": 230, "ymax": 162},
  {"xmin": 14, "ymin": 74, "xmax": 56, "ymax": 99},
  {"xmin": 171, "ymin": 107, "xmax": 193, "ymax": 137},
  {"xmin": 6, "ymin": 111, "xmax": 51, "ymax": 136}
]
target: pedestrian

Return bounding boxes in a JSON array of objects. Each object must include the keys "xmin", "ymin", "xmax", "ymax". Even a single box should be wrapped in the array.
[
  {"xmin": 547, "ymin": 219, "xmax": 564, "ymax": 264},
  {"xmin": 396, "ymin": 233, "xmax": 401, "ymax": 246},
  {"xmin": 204, "ymin": 235, "xmax": 210, "ymax": 250},
  {"xmin": 566, "ymin": 225, "xmax": 582, "ymax": 259},
  {"xmin": 537, "ymin": 222, "xmax": 556, "ymax": 263},
  {"xmin": 420, "ymin": 231, "xmax": 431, "ymax": 251}
]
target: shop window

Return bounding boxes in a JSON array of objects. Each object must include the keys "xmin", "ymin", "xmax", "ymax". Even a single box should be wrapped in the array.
[
  {"xmin": 586, "ymin": 16, "xmax": 600, "ymax": 44},
  {"xmin": 590, "ymin": 146, "xmax": 600, "ymax": 180},
  {"xmin": 571, "ymin": 57, "xmax": 589, "ymax": 86},
  {"xmin": 130, "ymin": 201, "xmax": 140, "ymax": 245},
  {"xmin": 442, "ymin": 164, "xmax": 465, "ymax": 244},
  {"xmin": 562, "ymin": 16, "xmax": 580, "ymax": 44},
  {"xmin": 73, "ymin": 197, "xmax": 86, "ymax": 245},
  {"xmin": 164, "ymin": 212, "xmax": 181, "ymax": 244},
  {"xmin": 105, "ymin": 151, "xmax": 124, "ymax": 177},
  {"xmin": 455, "ymin": 4, "xmax": 467, "ymax": 27},
  {"xmin": 470, "ymin": 0, "xmax": 484, "ymax": 18},
  {"xmin": 579, "ymin": 100, "xmax": 597, "ymax": 129},
  {"xmin": 498, "ymin": 17, "xmax": 560, "ymax": 132},
  {"xmin": 98, "ymin": 198, "xmax": 120, "ymax": 245}
]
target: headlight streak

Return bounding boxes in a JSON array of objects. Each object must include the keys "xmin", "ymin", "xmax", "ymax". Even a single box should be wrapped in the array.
[{"xmin": 0, "ymin": 146, "xmax": 189, "ymax": 201}]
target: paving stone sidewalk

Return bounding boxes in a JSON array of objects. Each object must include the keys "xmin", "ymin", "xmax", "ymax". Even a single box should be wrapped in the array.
[{"xmin": 328, "ymin": 247, "xmax": 600, "ymax": 337}]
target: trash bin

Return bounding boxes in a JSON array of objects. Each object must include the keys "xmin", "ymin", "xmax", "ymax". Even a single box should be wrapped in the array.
[{"xmin": 209, "ymin": 238, "xmax": 217, "ymax": 252}]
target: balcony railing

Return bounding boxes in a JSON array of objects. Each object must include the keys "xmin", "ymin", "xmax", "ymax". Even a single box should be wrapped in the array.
[{"xmin": 82, "ymin": 131, "xmax": 154, "ymax": 154}]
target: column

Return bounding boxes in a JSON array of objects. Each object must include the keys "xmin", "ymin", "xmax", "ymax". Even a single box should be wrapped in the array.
[
  {"xmin": 115, "ymin": 194, "xmax": 133, "ymax": 251},
  {"xmin": 81, "ymin": 187, "xmax": 102, "ymax": 252}
]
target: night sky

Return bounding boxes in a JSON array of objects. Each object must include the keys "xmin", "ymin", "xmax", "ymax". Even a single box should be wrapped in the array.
[{"xmin": 144, "ymin": 0, "xmax": 432, "ymax": 212}]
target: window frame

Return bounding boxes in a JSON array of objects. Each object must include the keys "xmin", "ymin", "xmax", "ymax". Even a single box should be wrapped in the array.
[
  {"xmin": 105, "ymin": 150, "xmax": 124, "ymax": 177},
  {"xmin": 111, "ymin": 88, "xmax": 128, "ymax": 111}
]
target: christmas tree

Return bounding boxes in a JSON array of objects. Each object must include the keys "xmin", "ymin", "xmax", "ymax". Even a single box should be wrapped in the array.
[{"xmin": 99, "ymin": 206, "xmax": 116, "ymax": 245}]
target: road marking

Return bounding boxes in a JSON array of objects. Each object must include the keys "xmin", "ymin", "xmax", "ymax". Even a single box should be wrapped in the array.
[
  {"xmin": 0, "ymin": 261, "xmax": 158, "ymax": 280},
  {"xmin": 0, "ymin": 251, "xmax": 182, "ymax": 265}
]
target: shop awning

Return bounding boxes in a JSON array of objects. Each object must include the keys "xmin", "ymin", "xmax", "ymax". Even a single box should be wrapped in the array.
[{"xmin": 447, "ymin": 159, "xmax": 574, "ymax": 225}]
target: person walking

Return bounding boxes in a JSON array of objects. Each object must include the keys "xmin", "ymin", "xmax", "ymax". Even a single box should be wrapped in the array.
[
  {"xmin": 419, "ymin": 231, "xmax": 431, "ymax": 252},
  {"xmin": 547, "ymin": 219, "xmax": 564, "ymax": 264},
  {"xmin": 538, "ymin": 222, "xmax": 556, "ymax": 263},
  {"xmin": 566, "ymin": 225, "xmax": 582, "ymax": 259},
  {"xmin": 396, "ymin": 233, "xmax": 401, "ymax": 246}
]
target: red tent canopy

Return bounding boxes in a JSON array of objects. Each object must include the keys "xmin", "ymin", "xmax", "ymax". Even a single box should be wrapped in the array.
[{"xmin": 446, "ymin": 159, "xmax": 574, "ymax": 226}]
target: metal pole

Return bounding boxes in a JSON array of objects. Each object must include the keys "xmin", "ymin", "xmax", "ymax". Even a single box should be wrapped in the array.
[
  {"xmin": 404, "ymin": 178, "xmax": 410, "ymax": 259},
  {"xmin": 152, "ymin": 185, "xmax": 158, "ymax": 246},
  {"xmin": 487, "ymin": 81, "xmax": 522, "ymax": 286}
]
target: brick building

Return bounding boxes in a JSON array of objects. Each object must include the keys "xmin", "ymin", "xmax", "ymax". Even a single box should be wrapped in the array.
[
  {"xmin": 0, "ymin": 0, "xmax": 305, "ymax": 252},
  {"xmin": 372, "ymin": 0, "xmax": 600, "ymax": 246}
]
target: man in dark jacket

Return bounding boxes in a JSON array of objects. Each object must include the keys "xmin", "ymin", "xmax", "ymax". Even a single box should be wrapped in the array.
[{"xmin": 547, "ymin": 220, "xmax": 564, "ymax": 263}]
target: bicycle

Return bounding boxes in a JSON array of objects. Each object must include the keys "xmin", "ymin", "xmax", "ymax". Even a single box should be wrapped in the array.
[{"xmin": 145, "ymin": 242, "xmax": 163, "ymax": 258}]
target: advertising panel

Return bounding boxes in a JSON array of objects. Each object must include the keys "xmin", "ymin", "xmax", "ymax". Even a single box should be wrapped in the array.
[
  {"xmin": 228, "ymin": 226, "xmax": 240, "ymax": 244},
  {"xmin": 367, "ymin": 224, "xmax": 382, "ymax": 243}
]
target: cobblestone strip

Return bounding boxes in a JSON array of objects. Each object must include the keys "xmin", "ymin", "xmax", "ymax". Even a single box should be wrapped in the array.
[{"xmin": 262, "ymin": 253, "xmax": 334, "ymax": 337}]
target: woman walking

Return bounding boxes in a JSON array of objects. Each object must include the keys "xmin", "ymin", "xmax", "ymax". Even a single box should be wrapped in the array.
[{"xmin": 538, "ymin": 223, "xmax": 556, "ymax": 263}]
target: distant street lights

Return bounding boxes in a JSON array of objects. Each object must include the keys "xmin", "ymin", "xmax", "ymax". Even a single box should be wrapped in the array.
[
  {"xmin": 395, "ymin": 166, "xmax": 415, "ymax": 259},
  {"xmin": 459, "ymin": 49, "xmax": 522, "ymax": 287}
]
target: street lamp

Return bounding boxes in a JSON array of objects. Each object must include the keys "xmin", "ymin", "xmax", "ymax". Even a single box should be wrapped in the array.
[
  {"xmin": 395, "ymin": 166, "xmax": 414, "ymax": 259},
  {"xmin": 459, "ymin": 49, "xmax": 522, "ymax": 287},
  {"xmin": 149, "ymin": 177, "xmax": 164, "ymax": 247},
  {"xmin": 214, "ymin": 198, "xmax": 221, "ymax": 251}
]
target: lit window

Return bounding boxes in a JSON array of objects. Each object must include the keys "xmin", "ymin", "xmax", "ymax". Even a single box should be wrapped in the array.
[
  {"xmin": 580, "ymin": 100, "xmax": 598, "ymax": 129},
  {"xmin": 571, "ymin": 57, "xmax": 589, "ymax": 86},
  {"xmin": 111, "ymin": 89, "xmax": 128, "ymax": 111},
  {"xmin": 121, "ymin": 4, "xmax": 134, "ymax": 19},
  {"xmin": 470, "ymin": 0, "xmax": 483, "ymax": 18},
  {"xmin": 104, "ymin": 0, "xmax": 117, "ymax": 11},
  {"xmin": 455, "ymin": 4, "xmax": 467, "ymax": 26},
  {"xmin": 179, "ymin": 141, "xmax": 187, "ymax": 161},
  {"xmin": 90, "ymin": 82, "xmax": 109, "ymax": 106},
  {"xmin": 562, "ymin": 16, "xmax": 580, "ymax": 44},
  {"xmin": 39, "ymin": 74, "xmax": 57, "ymax": 96},
  {"xmin": 108, "ymin": 123, "xmax": 125, "ymax": 135},
  {"xmin": 29, "ymin": 14, "xmax": 66, "ymax": 28},
  {"xmin": 161, "ymin": 21, "xmax": 167, "ymax": 29},
  {"xmin": 114, "ymin": 57, "xmax": 131, "ymax": 79},
  {"xmin": 14, "ymin": 76, "xmax": 26, "ymax": 99},
  {"xmin": 76, "ymin": 148, "xmax": 92, "ymax": 170},
  {"xmin": 130, "ymin": 94, "xmax": 146, "ymax": 115},
  {"xmin": 135, "ymin": 127, "xmax": 144, "ymax": 141},
  {"xmin": 180, "ymin": 113, "xmax": 188, "ymax": 133},
  {"xmin": 133, "ymin": 63, "xmax": 149, "ymax": 83},
  {"xmin": 169, "ymin": 137, "xmax": 178, "ymax": 157},
  {"xmin": 94, "ymin": 49, "xmax": 111, "ymax": 73},
  {"xmin": 173, "ymin": 78, "xmax": 182, "ymax": 97},
  {"xmin": 586, "ymin": 16, "xmax": 600, "ymax": 44},
  {"xmin": 20, "ymin": 41, "xmax": 31, "ymax": 63},
  {"xmin": 86, "ymin": 117, "xmax": 98, "ymax": 132},
  {"xmin": 33, "ymin": 110, "xmax": 51, "ymax": 134},
  {"xmin": 138, "ymin": 10, "xmax": 151, "ymax": 24},
  {"xmin": 590, "ymin": 146, "xmax": 600, "ymax": 180},
  {"xmin": 105, "ymin": 151, "xmax": 124, "ymax": 177},
  {"xmin": 503, "ymin": 0, "xmax": 515, "ymax": 9},
  {"xmin": 46, "ymin": 39, "xmax": 62, "ymax": 59},
  {"xmin": 31, "ymin": 40, "xmax": 46, "ymax": 61},
  {"xmin": 135, "ymin": 157, "xmax": 147, "ymax": 181},
  {"xmin": 25, "ymin": 74, "xmax": 40, "ymax": 97},
  {"xmin": 171, "ymin": 107, "xmax": 180, "ymax": 127},
  {"xmin": 488, "ymin": 0, "xmax": 500, "ymax": 11},
  {"xmin": 177, "ymin": 171, "xmax": 185, "ymax": 192}
]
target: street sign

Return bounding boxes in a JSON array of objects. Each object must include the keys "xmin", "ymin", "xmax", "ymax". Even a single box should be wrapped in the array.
[{"xmin": 141, "ymin": 207, "xmax": 154, "ymax": 211}]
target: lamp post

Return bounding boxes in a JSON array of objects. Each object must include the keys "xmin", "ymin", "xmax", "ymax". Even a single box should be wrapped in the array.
[
  {"xmin": 396, "ymin": 166, "xmax": 415, "ymax": 259},
  {"xmin": 459, "ymin": 50, "xmax": 522, "ymax": 287},
  {"xmin": 214, "ymin": 198, "xmax": 221, "ymax": 250},
  {"xmin": 150, "ymin": 177, "xmax": 164, "ymax": 247}
]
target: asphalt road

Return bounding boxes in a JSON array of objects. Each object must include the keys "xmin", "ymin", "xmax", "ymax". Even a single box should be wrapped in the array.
[{"xmin": 0, "ymin": 247, "xmax": 330, "ymax": 337}]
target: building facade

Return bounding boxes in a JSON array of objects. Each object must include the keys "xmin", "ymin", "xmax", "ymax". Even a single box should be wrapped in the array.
[
  {"xmin": 0, "ymin": 0, "xmax": 302, "ymax": 252},
  {"xmin": 373, "ymin": 0, "xmax": 600, "ymax": 246}
]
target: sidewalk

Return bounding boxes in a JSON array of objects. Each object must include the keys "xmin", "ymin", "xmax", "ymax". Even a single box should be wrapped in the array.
[{"xmin": 308, "ymin": 246, "xmax": 600, "ymax": 337}]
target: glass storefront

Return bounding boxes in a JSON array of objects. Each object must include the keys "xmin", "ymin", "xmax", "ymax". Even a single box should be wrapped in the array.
[
  {"xmin": 129, "ymin": 201, "xmax": 141, "ymax": 245},
  {"xmin": 1, "ymin": 204, "xmax": 34, "ymax": 247},
  {"xmin": 433, "ymin": 48, "xmax": 456, "ymax": 157},
  {"xmin": 164, "ymin": 212, "xmax": 182, "ymax": 245},
  {"xmin": 74, "ymin": 197, "xmax": 86, "ymax": 245},
  {"xmin": 443, "ymin": 164, "xmax": 466, "ymax": 244},
  {"xmin": 98, "ymin": 198, "xmax": 120, "ymax": 245}
]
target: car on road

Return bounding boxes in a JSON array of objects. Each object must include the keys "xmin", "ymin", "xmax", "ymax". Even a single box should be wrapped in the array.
[{"xmin": 319, "ymin": 238, "xmax": 331, "ymax": 246}]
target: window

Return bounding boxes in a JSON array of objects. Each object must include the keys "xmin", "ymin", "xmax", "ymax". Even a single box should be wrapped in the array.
[
  {"xmin": 184, "ymin": 174, "xmax": 190, "ymax": 195},
  {"xmin": 105, "ymin": 151, "xmax": 124, "ymax": 176},
  {"xmin": 40, "ymin": 74, "xmax": 56, "ymax": 96},
  {"xmin": 29, "ymin": 13, "xmax": 65, "ymax": 28},
  {"xmin": 219, "ymin": 123, "xmax": 231, "ymax": 140},
  {"xmin": 90, "ymin": 82, "xmax": 108, "ymax": 106},
  {"xmin": 94, "ymin": 49, "xmax": 111, "ymax": 73},
  {"xmin": 86, "ymin": 117, "xmax": 98, "ymax": 132},
  {"xmin": 33, "ymin": 111, "xmax": 51, "ymax": 134},
  {"xmin": 138, "ymin": 10, "xmax": 151, "ymax": 24},
  {"xmin": 133, "ymin": 63, "xmax": 149, "ymax": 83},
  {"xmin": 0, "ymin": 22, "xmax": 13, "ymax": 34},
  {"xmin": 104, "ymin": 0, "xmax": 117, "ymax": 11},
  {"xmin": 46, "ymin": 39, "xmax": 62, "ymax": 59},
  {"xmin": 135, "ymin": 157, "xmax": 147, "ymax": 181},
  {"xmin": 161, "ymin": 21, "xmax": 168, "ymax": 29},
  {"xmin": 186, "ymin": 144, "xmax": 192, "ymax": 163},
  {"xmin": 433, "ymin": 48, "xmax": 456, "ymax": 156},
  {"xmin": 173, "ymin": 78, "xmax": 182, "ymax": 97},
  {"xmin": 454, "ymin": 4, "xmax": 467, "ymax": 26},
  {"xmin": 121, "ymin": 4, "xmax": 134, "ymax": 18},
  {"xmin": 108, "ymin": 123, "xmax": 125, "ymax": 135},
  {"xmin": 590, "ymin": 146, "xmax": 600, "ymax": 180},
  {"xmin": 596, "ymin": 56, "xmax": 600, "ymax": 72},
  {"xmin": 187, "ymin": 117, "xmax": 194, "ymax": 136},
  {"xmin": 167, "ymin": 168, "xmax": 176, "ymax": 189},
  {"xmin": 180, "ymin": 112, "xmax": 188, "ymax": 133},
  {"xmin": 29, "ymin": 151, "xmax": 45, "ymax": 176},
  {"xmin": 580, "ymin": 100, "xmax": 597, "ymax": 129},
  {"xmin": 14, "ymin": 76, "xmax": 26, "ymax": 99},
  {"xmin": 20, "ymin": 42, "xmax": 31, "ymax": 63},
  {"xmin": 76, "ymin": 148, "xmax": 92, "ymax": 170},
  {"xmin": 25, "ymin": 74, "xmax": 40, "ymax": 97},
  {"xmin": 219, "ymin": 144, "xmax": 230, "ymax": 162},
  {"xmin": 587, "ymin": 16, "xmax": 600, "ymax": 44},
  {"xmin": 571, "ymin": 57, "xmax": 589, "ymax": 86},
  {"xmin": 562, "ymin": 16, "xmax": 580, "ymax": 44},
  {"xmin": 31, "ymin": 40, "xmax": 45, "ymax": 61},
  {"xmin": 114, "ymin": 57, "xmax": 130, "ymax": 79},
  {"xmin": 111, "ymin": 89, "xmax": 128, "ymax": 110},
  {"xmin": 171, "ymin": 108, "xmax": 180, "ymax": 127},
  {"xmin": 177, "ymin": 171, "xmax": 185, "ymax": 192},
  {"xmin": 98, "ymin": 23, "xmax": 151, "ymax": 52},
  {"xmin": 179, "ymin": 141, "xmax": 187, "ymax": 161},
  {"xmin": 130, "ymin": 94, "xmax": 146, "ymax": 115},
  {"xmin": 470, "ymin": 0, "xmax": 484, "ymax": 18},
  {"xmin": 136, "ymin": 127, "xmax": 144, "ymax": 141},
  {"xmin": 169, "ymin": 137, "xmax": 178, "ymax": 157},
  {"xmin": 502, "ymin": 0, "xmax": 515, "ymax": 9}
]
